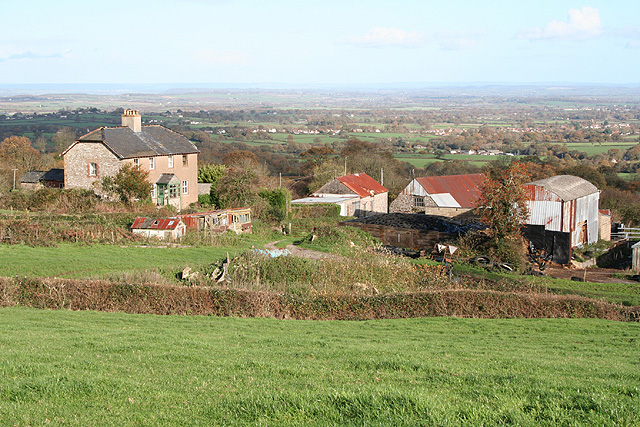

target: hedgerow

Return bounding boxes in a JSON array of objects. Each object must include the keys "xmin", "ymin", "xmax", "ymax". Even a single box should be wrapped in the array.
[{"xmin": 0, "ymin": 276, "xmax": 636, "ymax": 321}]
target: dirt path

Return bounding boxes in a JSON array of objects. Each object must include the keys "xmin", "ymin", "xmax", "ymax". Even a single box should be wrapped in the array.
[{"xmin": 264, "ymin": 240, "xmax": 343, "ymax": 261}]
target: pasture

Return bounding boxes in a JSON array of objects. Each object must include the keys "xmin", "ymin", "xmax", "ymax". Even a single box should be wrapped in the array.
[{"xmin": 0, "ymin": 307, "xmax": 637, "ymax": 426}]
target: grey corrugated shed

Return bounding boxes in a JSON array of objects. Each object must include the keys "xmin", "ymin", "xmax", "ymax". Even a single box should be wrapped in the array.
[
  {"xmin": 78, "ymin": 125, "xmax": 199, "ymax": 159},
  {"xmin": 527, "ymin": 175, "xmax": 598, "ymax": 201}
]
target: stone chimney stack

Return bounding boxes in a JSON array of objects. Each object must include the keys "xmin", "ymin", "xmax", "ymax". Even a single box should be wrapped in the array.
[{"xmin": 121, "ymin": 109, "xmax": 142, "ymax": 132}]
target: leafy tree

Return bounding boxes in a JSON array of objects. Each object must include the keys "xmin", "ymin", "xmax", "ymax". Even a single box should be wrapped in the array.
[
  {"xmin": 561, "ymin": 164, "xmax": 606, "ymax": 189},
  {"xmin": 476, "ymin": 161, "xmax": 531, "ymax": 240},
  {"xmin": 101, "ymin": 164, "xmax": 152, "ymax": 205},
  {"xmin": 258, "ymin": 188, "xmax": 290, "ymax": 221},
  {"xmin": 197, "ymin": 163, "xmax": 226, "ymax": 184}
]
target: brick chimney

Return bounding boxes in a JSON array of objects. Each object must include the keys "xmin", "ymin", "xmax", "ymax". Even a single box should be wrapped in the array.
[{"xmin": 121, "ymin": 109, "xmax": 142, "ymax": 132}]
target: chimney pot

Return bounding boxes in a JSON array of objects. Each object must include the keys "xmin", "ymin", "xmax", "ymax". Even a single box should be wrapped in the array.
[{"xmin": 121, "ymin": 109, "xmax": 142, "ymax": 132}]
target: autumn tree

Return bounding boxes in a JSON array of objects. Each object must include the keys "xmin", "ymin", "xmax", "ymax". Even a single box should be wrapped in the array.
[
  {"xmin": 0, "ymin": 136, "xmax": 45, "ymax": 191},
  {"xmin": 476, "ymin": 161, "xmax": 531, "ymax": 240},
  {"xmin": 101, "ymin": 164, "xmax": 152, "ymax": 205}
]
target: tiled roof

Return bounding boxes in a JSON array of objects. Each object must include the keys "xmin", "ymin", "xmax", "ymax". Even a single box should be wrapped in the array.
[
  {"xmin": 337, "ymin": 173, "xmax": 388, "ymax": 197},
  {"xmin": 131, "ymin": 217, "xmax": 184, "ymax": 230},
  {"xmin": 76, "ymin": 125, "xmax": 199, "ymax": 159},
  {"xmin": 415, "ymin": 173, "xmax": 484, "ymax": 208}
]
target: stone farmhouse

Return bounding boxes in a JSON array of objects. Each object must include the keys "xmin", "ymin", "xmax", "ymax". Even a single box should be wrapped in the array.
[
  {"xmin": 62, "ymin": 110, "xmax": 199, "ymax": 210},
  {"xmin": 390, "ymin": 173, "xmax": 484, "ymax": 217},
  {"xmin": 291, "ymin": 173, "xmax": 388, "ymax": 217}
]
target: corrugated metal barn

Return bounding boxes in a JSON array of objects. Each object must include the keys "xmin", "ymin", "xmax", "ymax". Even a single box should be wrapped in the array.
[{"xmin": 523, "ymin": 175, "xmax": 600, "ymax": 264}]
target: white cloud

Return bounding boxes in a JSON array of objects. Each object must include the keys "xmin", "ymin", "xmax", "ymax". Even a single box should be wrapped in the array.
[
  {"xmin": 518, "ymin": 6, "xmax": 603, "ymax": 41},
  {"xmin": 195, "ymin": 50, "xmax": 249, "ymax": 66},
  {"xmin": 435, "ymin": 31, "xmax": 481, "ymax": 51},
  {"xmin": 344, "ymin": 27, "xmax": 424, "ymax": 48},
  {"xmin": 0, "ymin": 50, "xmax": 69, "ymax": 62},
  {"xmin": 626, "ymin": 40, "xmax": 640, "ymax": 49}
]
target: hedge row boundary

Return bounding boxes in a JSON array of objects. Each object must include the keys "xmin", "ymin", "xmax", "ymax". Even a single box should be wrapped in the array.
[{"xmin": 0, "ymin": 277, "xmax": 637, "ymax": 321}]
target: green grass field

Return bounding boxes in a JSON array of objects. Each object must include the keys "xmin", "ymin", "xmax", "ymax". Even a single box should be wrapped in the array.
[
  {"xmin": 563, "ymin": 142, "xmax": 637, "ymax": 156},
  {"xmin": 0, "ymin": 242, "xmax": 259, "ymax": 279},
  {"xmin": 0, "ymin": 307, "xmax": 637, "ymax": 426}
]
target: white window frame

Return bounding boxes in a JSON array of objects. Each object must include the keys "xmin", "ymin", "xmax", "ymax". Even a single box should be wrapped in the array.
[
  {"xmin": 133, "ymin": 158, "xmax": 140, "ymax": 167},
  {"xmin": 182, "ymin": 180, "xmax": 189, "ymax": 195},
  {"xmin": 89, "ymin": 162, "xmax": 97, "ymax": 176},
  {"xmin": 151, "ymin": 186, "xmax": 156, "ymax": 200},
  {"xmin": 149, "ymin": 157, "xmax": 155, "ymax": 170},
  {"xmin": 168, "ymin": 155, "xmax": 174, "ymax": 168}
]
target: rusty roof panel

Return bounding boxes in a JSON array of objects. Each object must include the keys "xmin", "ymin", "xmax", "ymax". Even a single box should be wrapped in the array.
[
  {"xmin": 415, "ymin": 173, "xmax": 484, "ymax": 208},
  {"xmin": 131, "ymin": 217, "xmax": 183, "ymax": 230}
]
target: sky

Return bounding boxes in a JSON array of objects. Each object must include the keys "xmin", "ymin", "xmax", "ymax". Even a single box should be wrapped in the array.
[{"xmin": 1, "ymin": 0, "xmax": 640, "ymax": 86}]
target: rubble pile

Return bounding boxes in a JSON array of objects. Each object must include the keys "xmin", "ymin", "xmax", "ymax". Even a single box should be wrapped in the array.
[{"xmin": 344, "ymin": 213, "xmax": 485, "ymax": 235}]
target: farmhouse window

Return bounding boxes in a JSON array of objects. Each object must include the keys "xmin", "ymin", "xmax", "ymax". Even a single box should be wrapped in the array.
[
  {"xmin": 414, "ymin": 196, "xmax": 425, "ymax": 207},
  {"xmin": 168, "ymin": 155, "xmax": 174, "ymax": 168},
  {"xmin": 182, "ymin": 180, "xmax": 189, "ymax": 194},
  {"xmin": 88, "ymin": 162, "xmax": 98, "ymax": 177},
  {"xmin": 133, "ymin": 158, "xmax": 139, "ymax": 167},
  {"xmin": 149, "ymin": 157, "xmax": 155, "ymax": 170},
  {"xmin": 169, "ymin": 183, "xmax": 180, "ymax": 198},
  {"xmin": 182, "ymin": 155, "xmax": 188, "ymax": 166}
]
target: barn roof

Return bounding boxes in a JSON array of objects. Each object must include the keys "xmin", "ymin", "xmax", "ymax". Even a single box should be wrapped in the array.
[
  {"xmin": 131, "ymin": 217, "xmax": 184, "ymax": 230},
  {"xmin": 337, "ymin": 173, "xmax": 388, "ymax": 197},
  {"xmin": 526, "ymin": 175, "xmax": 598, "ymax": 201},
  {"xmin": 70, "ymin": 125, "xmax": 199, "ymax": 159},
  {"xmin": 415, "ymin": 173, "xmax": 484, "ymax": 208}
]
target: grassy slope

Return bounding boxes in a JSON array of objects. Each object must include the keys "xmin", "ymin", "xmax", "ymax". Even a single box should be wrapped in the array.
[{"xmin": 0, "ymin": 307, "xmax": 638, "ymax": 426}]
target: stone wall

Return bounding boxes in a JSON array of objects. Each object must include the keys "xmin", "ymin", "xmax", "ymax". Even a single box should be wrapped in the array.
[{"xmin": 64, "ymin": 143, "xmax": 121, "ymax": 192}]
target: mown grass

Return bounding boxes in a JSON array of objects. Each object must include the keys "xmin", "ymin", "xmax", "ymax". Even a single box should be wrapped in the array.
[{"xmin": 0, "ymin": 307, "xmax": 638, "ymax": 426}]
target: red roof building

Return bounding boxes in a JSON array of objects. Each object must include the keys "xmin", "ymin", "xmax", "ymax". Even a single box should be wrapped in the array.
[
  {"xmin": 131, "ymin": 217, "xmax": 186, "ymax": 239},
  {"xmin": 292, "ymin": 173, "xmax": 388, "ymax": 217},
  {"xmin": 390, "ymin": 173, "xmax": 484, "ymax": 216}
]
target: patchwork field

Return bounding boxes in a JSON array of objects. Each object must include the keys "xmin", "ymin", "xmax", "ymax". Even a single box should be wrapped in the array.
[{"xmin": 0, "ymin": 308, "xmax": 637, "ymax": 426}]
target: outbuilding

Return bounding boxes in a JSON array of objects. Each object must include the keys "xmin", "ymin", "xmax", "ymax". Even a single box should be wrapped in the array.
[
  {"xmin": 131, "ymin": 217, "xmax": 187, "ymax": 240},
  {"xmin": 523, "ymin": 175, "xmax": 600, "ymax": 264}
]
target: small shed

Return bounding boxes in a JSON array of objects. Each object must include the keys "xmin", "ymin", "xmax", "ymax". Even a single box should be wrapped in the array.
[
  {"xmin": 131, "ymin": 217, "xmax": 186, "ymax": 240},
  {"xmin": 19, "ymin": 168, "xmax": 65, "ymax": 190},
  {"xmin": 523, "ymin": 175, "xmax": 600, "ymax": 264},
  {"xmin": 178, "ymin": 207, "xmax": 252, "ymax": 234}
]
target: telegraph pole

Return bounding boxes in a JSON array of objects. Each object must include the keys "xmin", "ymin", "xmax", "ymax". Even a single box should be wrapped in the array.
[{"xmin": 12, "ymin": 169, "xmax": 18, "ymax": 191}]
